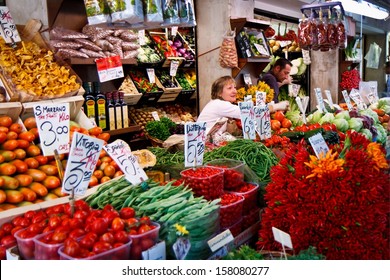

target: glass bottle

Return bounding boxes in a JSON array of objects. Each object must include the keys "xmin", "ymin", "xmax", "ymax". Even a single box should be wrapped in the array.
[
  {"xmin": 106, "ymin": 92, "xmax": 116, "ymax": 131},
  {"xmin": 119, "ymin": 91, "xmax": 129, "ymax": 128},
  {"xmin": 113, "ymin": 91, "xmax": 123, "ymax": 129},
  {"xmin": 94, "ymin": 82, "xmax": 107, "ymax": 131},
  {"xmin": 83, "ymin": 81, "xmax": 96, "ymax": 126}
]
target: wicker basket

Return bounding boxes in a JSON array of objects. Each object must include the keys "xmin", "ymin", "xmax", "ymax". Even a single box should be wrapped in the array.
[{"xmin": 145, "ymin": 133, "xmax": 164, "ymax": 147}]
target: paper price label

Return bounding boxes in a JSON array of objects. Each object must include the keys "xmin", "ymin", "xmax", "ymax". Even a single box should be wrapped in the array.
[
  {"xmin": 34, "ymin": 103, "xmax": 70, "ymax": 156},
  {"xmin": 146, "ymin": 68, "xmax": 156, "ymax": 84},
  {"xmin": 239, "ymin": 101, "xmax": 256, "ymax": 140},
  {"xmin": 254, "ymin": 43, "xmax": 269, "ymax": 56},
  {"xmin": 243, "ymin": 74, "xmax": 252, "ymax": 85},
  {"xmin": 349, "ymin": 89, "xmax": 366, "ymax": 110},
  {"xmin": 170, "ymin": 60, "xmax": 180, "ymax": 77},
  {"xmin": 324, "ymin": 90, "xmax": 334, "ymax": 109},
  {"xmin": 254, "ymin": 105, "xmax": 271, "ymax": 140},
  {"xmin": 173, "ymin": 238, "xmax": 191, "ymax": 260},
  {"xmin": 314, "ymin": 88, "xmax": 327, "ymax": 113},
  {"xmin": 272, "ymin": 227, "xmax": 293, "ymax": 249},
  {"xmin": 0, "ymin": 7, "xmax": 21, "ymax": 44},
  {"xmin": 288, "ymin": 83, "xmax": 301, "ymax": 97},
  {"xmin": 308, "ymin": 133, "xmax": 329, "ymax": 159},
  {"xmin": 138, "ymin": 29, "xmax": 146, "ymax": 46},
  {"xmin": 104, "ymin": 140, "xmax": 147, "ymax": 185},
  {"xmin": 62, "ymin": 132, "xmax": 104, "ymax": 196},
  {"xmin": 341, "ymin": 90, "xmax": 354, "ymax": 111},
  {"xmin": 244, "ymin": 95, "xmax": 252, "ymax": 102},
  {"xmin": 96, "ymin": 55, "xmax": 124, "ymax": 83},
  {"xmin": 151, "ymin": 111, "xmax": 160, "ymax": 121},
  {"xmin": 171, "ymin": 26, "xmax": 178, "ymax": 37},
  {"xmin": 255, "ymin": 91, "xmax": 266, "ymax": 106},
  {"xmin": 184, "ymin": 122, "xmax": 207, "ymax": 167}
]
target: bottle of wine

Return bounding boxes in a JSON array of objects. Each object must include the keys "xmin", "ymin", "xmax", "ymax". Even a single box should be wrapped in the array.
[
  {"xmin": 94, "ymin": 82, "xmax": 107, "ymax": 130},
  {"xmin": 119, "ymin": 91, "xmax": 129, "ymax": 128},
  {"xmin": 113, "ymin": 91, "xmax": 123, "ymax": 129},
  {"xmin": 83, "ymin": 82, "xmax": 96, "ymax": 126},
  {"xmin": 106, "ymin": 92, "xmax": 116, "ymax": 131}
]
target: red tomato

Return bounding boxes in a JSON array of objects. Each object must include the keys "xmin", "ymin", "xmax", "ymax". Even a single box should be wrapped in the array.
[
  {"xmin": 101, "ymin": 210, "xmax": 119, "ymax": 225},
  {"xmin": 63, "ymin": 238, "xmax": 80, "ymax": 258},
  {"xmin": 137, "ymin": 224, "xmax": 151, "ymax": 235},
  {"xmin": 111, "ymin": 217, "xmax": 125, "ymax": 232},
  {"xmin": 119, "ymin": 207, "xmax": 135, "ymax": 219},
  {"xmin": 1, "ymin": 235, "xmax": 16, "ymax": 248},
  {"xmin": 68, "ymin": 228, "xmax": 86, "ymax": 239},
  {"xmin": 1, "ymin": 222, "xmax": 13, "ymax": 233},
  {"xmin": 23, "ymin": 210, "xmax": 36, "ymax": 220},
  {"xmin": 74, "ymin": 200, "xmax": 91, "ymax": 212},
  {"xmin": 48, "ymin": 216, "xmax": 62, "ymax": 229},
  {"xmin": 130, "ymin": 244, "xmax": 143, "ymax": 260},
  {"xmin": 139, "ymin": 216, "xmax": 151, "ymax": 226},
  {"xmin": 73, "ymin": 210, "xmax": 89, "ymax": 221},
  {"xmin": 113, "ymin": 230, "xmax": 130, "ymax": 244},
  {"xmin": 99, "ymin": 232, "xmax": 115, "ymax": 244},
  {"xmin": 125, "ymin": 218, "xmax": 139, "ymax": 229},
  {"xmin": 0, "ymin": 245, "xmax": 6, "ymax": 260},
  {"xmin": 51, "ymin": 231, "xmax": 68, "ymax": 243},
  {"xmin": 10, "ymin": 226, "xmax": 23, "ymax": 236},
  {"xmin": 90, "ymin": 218, "xmax": 108, "ymax": 236},
  {"xmin": 140, "ymin": 238, "xmax": 155, "ymax": 251},
  {"xmin": 102, "ymin": 204, "xmax": 115, "ymax": 212},
  {"xmin": 26, "ymin": 223, "xmax": 44, "ymax": 235},
  {"xmin": 79, "ymin": 233, "xmax": 98, "ymax": 250},
  {"xmin": 93, "ymin": 241, "xmax": 112, "ymax": 254},
  {"xmin": 31, "ymin": 211, "xmax": 47, "ymax": 224},
  {"xmin": 68, "ymin": 218, "xmax": 84, "ymax": 230}
]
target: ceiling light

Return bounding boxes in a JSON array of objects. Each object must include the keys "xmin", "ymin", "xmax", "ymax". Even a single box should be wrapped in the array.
[{"xmin": 330, "ymin": 0, "xmax": 389, "ymax": 20}]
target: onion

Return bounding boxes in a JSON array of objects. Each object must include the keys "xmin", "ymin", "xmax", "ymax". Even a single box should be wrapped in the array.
[{"xmin": 173, "ymin": 40, "xmax": 182, "ymax": 48}]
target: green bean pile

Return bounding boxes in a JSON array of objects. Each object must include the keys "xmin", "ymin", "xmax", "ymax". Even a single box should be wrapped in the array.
[{"xmin": 148, "ymin": 147, "xmax": 185, "ymax": 166}]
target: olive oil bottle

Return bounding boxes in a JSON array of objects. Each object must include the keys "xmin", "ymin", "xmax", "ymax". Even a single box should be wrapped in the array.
[
  {"xmin": 83, "ymin": 82, "xmax": 96, "ymax": 126},
  {"xmin": 113, "ymin": 91, "xmax": 123, "ymax": 129}
]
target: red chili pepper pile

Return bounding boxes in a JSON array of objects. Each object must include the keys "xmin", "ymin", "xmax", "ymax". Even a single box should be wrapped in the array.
[
  {"xmin": 339, "ymin": 69, "xmax": 360, "ymax": 91},
  {"xmin": 220, "ymin": 193, "xmax": 244, "ymax": 228},
  {"xmin": 181, "ymin": 167, "xmax": 224, "ymax": 200}
]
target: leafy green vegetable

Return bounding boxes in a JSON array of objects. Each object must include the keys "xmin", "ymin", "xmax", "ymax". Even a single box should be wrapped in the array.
[
  {"xmin": 332, "ymin": 118, "xmax": 349, "ymax": 132},
  {"xmin": 348, "ymin": 117, "xmax": 363, "ymax": 132},
  {"xmin": 335, "ymin": 110, "xmax": 351, "ymax": 120},
  {"xmin": 319, "ymin": 112, "xmax": 335, "ymax": 125},
  {"xmin": 307, "ymin": 110, "xmax": 323, "ymax": 124},
  {"xmin": 146, "ymin": 117, "xmax": 176, "ymax": 141},
  {"xmin": 287, "ymin": 246, "xmax": 325, "ymax": 260},
  {"xmin": 222, "ymin": 245, "xmax": 264, "ymax": 260}
]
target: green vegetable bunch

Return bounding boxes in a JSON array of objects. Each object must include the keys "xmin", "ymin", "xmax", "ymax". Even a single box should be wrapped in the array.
[
  {"xmin": 223, "ymin": 245, "xmax": 264, "ymax": 260},
  {"xmin": 145, "ymin": 117, "xmax": 176, "ymax": 141}
]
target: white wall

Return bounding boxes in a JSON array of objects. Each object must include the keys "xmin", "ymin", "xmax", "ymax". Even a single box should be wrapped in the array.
[{"xmin": 6, "ymin": 0, "xmax": 48, "ymax": 25}]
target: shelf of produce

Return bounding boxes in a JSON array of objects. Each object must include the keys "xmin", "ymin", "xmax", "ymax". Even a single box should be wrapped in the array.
[
  {"xmin": 107, "ymin": 125, "xmax": 142, "ymax": 136},
  {"xmin": 69, "ymin": 58, "xmax": 138, "ymax": 65}
]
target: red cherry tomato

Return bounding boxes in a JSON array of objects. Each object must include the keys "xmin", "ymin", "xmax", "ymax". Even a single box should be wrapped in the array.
[
  {"xmin": 119, "ymin": 207, "xmax": 135, "ymax": 219},
  {"xmin": 93, "ymin": 241, "xmax": 112, "ymax": 254},
  {"xmin": 111, "ymin": 217, "xmax": 125, "ymax": 232}
]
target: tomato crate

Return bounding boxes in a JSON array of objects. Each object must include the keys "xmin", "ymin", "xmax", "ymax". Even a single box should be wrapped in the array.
[
  {"xmin": 222, "ymin": 218, "xmax": 243, "ymax": 238},
  {"xmin": 220, "ymin": 193, "xmax": 244, "ymax": 228},
  {"xmin": 229, "ymin": 183, "xmax": 259, "ymax": 215},
  {"xmin": 34, "ymin": 231, "xmax": 63, "ymax": 260},
  {"xmin": 205, "ymin": 159, "xmax": 245, "ymax": 191},
  {"xmin": 180, "ymin": 166, "xmax": 224, "ymax": 200},
  {"xmin": 129, "ymin": 221, "xmax": 160, "ymax": 260},
  {"xmin": 242, "ymin": 207, "xmax": 261, "ymax": 230},
  {"xmin": 14, "ymin": 228, "xmax": 44, "ymax": 260},
  {"xmin": 59, "ymin": 239, "xmax": 132, "ymax": 260}
]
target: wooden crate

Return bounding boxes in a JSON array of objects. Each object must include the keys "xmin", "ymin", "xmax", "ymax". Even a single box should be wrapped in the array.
[
  {"xmin": 0, "ymin": 102, "xmax": 23, "ymax": 123},
  {"xmin": 156, "ymin": 77, "xmax": 182, "ymax": 102},
  {"xmin": 118, "ymin": 75, "xmax": 142, "ymax": 105}
]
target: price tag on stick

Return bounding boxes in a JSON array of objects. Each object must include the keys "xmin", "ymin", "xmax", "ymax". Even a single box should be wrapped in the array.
[
  {"xmin": 295, "ymin": 96, "xmax": 309, "ymax": 124},
  {"xmin": 254, "ymin": 105, "xmax": 271, "ymax": 140},
  {"xmin": 239, "ymin": 101, "xmax": 256, "ymax": 140},
  {"xmin": 243, "ymin": 74, "xmax": 252, "ymax": 86},
  {"xmin": 104, "ymin": 139, "xmax": 147, "ymax": 185},
  {"xmin": 308, "ymin": 133, "xmax": 329, "ymax": 159},
  {"xmin": 341, "ymin": 90, "xmax": 354, "ymax": 111},
  {"xmin": 314, "ymin": 88, "xmax": 327, "ymax": 113},
  {"xmin": 170, "ymin": 60, "xmax": 180, "ymax": 77},
  {"xmin": 62, "ymin": 132, "xmax": 104, "ymax": 197},
  {"xmin": 255, "ymin": 91, "xmax": 266, "ymax": 106},
  {"xmin": 33, "ymin": 103, "xmax": 70, "ymax": 156},
  {"xmin": 184, "ymin": 122, "xmax": 207, "ymax": 167},
  {"xmin": 324, "ymin": 90, "xmax": 334, "ymax": 110}
]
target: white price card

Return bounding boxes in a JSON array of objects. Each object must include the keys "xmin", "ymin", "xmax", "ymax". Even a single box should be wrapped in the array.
[
  {"xmin": 62, "ymin": 132, "xmax": 104, "ymax": 196},
  {"xmin": 0, "ymin": 7, "xmax": 21, "ymax": 44},
  {"xmin": 295, "ymin": 96, "xmax": 309, "ymax": 124},
  {"xmin": 146, "ymin": 68, "xmax": 156, "ymax": 84},
  {"xmin": 207, "ymin": 230, "xmax": 234, "ymax": 253},
  {"xmin": 184, "ymin": 122, "xmax": 207, "ymax": 167},
  {"xmin": 138, "ymin": 29, "xmax": 146, "ymax": 46},
  {"xmin": 104, "ymin": 139, "xmax": 147, "ymax": 185},
  {"xmin": 255, "ymin": 91, "xmax": 266, "ymax": 106},
  {"xmin": 314, "ymin": 88, "xmax": 327, "ymax": 113},
  {"xmin": 33, "ymin": 103, "xmax": 70, "ymax": 156},
  {"xmin": 239, "ymin": 101, "xmax": 256, "ymax": 140},
  {"xmin": 142, "ymin": 241, "xmax": 166, "ymax": 260},
  {"xmin": 367, "ymin": 85, "xmax": 379, "ymax": 104},
  {"xmin": 96, "ymin": 55, "xmax": 124, "ymax": 83},
  {"xmin": 173, "ymin": 238, "xmax": 191, "ymax": 260},
  {"xmin": 254, "ymin": 105, "xmax": 271, "ymax": 140},
  {"xmin": 254, "ymin": 43, "xmax": 269, "ymax": 56},
  {"xmin": 272, "ymin": 227, "xmax": 293, "ymax": 250},
  {"xmin": 349, "ymin": 89, "xmax": 366, "ymax": 110},
  {"xmin": 151, "ymin": 111, "xmax": 160, "ymax": 121},
  {"xmin": 341, "ymin": 90, "xmax": 354, "ymax": 111},
  {"xmin": 308, "ymin": 133, "xmax": 329, "ymax": 159},
  {"xmin": 170, "ymin": 60, "xmax": 180, "ymax": 77},
  {"xmin": 171, "ymin": 26, "xmax": 178, "ymax": 37},
  {"xmin": 243, "ymin": 74, "xmax": 252, "ymax": 85},
  {"xmin": 324, "ymin": 90, "xmax": 334, "ymax": 109},
  {"xmin": 244, "ymin": 95, "xmax": 252, "ymax": 102}
]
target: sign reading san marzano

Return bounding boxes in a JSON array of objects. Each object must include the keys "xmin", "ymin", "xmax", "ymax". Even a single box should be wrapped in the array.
[
  {"xmin": 33, "ymin": 103, "xmax": 70, "ymax": 156},
  {"xmin": 61, "ymin": 132, "xmax": 104, "ymax": 196}
]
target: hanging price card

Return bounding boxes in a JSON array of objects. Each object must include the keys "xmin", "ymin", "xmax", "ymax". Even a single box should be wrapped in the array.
[
  {"xmin": 171, "ymin": 26, "xmax": 178, "ymax": 37},
  {"xmin": 184, "ymin": 122, "xmax": 207, "ymax": 167},
  {"xmin": 341, "ymin": 90, "xmax": 354, "ymax": 111},
  {"xmin": 255, "ymin": 91, "xmax": 266, "ymax": 106},
  {"xmin": 146, "ymin": 68, "xmax": 156, "ymax": 84},
  {"xmin": 96, "ymin": 55, "xmax": 124, "ymax": 83},
  {"xmin": 0, "ymin": 7, "xmax": 21, "ymax": 44},
  {"xmin": 244, "ymin": 95, "xmax": 252, "ymax": 102},
  {"xmin": 349, "ymin": 89, "xmax": 366, "ymax": 110},
  {"xmin": 170, "ymin": 60, "xmax": 180, "ymax": 77},
  {"xmin": 138, "ymin": 29, "xmax": 146, "ymax": 46},
  {"xmin": 314, "ymin": 88, "xmax": 327, "ymax": 113},
  {"xmin": 324, "ymin": 90, "xmax": 334, "ymax": 109},
  {"xmin": 308, "ymin": 133, "xmax": 329, "ymax": 159},
  {"xmin": 254, "ymin": 105, "xmax": 271, "ymax": 140},
  {"xmin": 243, "ymin": 74, "xmax": 252, "ymax": 86},
  {"xmin": 367, "ymin": 85, "xmax": 379, "ymax": 104},
  {"xmin": 104, "ymin": 139, "xmax": 147, "ymax": 185},
  {"xmin": 33, "ymin": 103, "xmax": 70, "ymax": 156},
  {"xmin": 62, "ymin": 132, "xmax": 104, "ymax": 196},
  {"xmin": 239, "ymin": 101, "xmax": 255, "ymax": 140}
]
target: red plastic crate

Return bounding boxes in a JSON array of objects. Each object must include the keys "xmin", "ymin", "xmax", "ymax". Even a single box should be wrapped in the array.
[
  {"xmin": 129, "ymin": 222, "xmax": 160, "ymax": 260},
  {"xmin": 222, "ymin": 218, "xmax": 243, "ymax": 237},
  {"xmin": 220, "ymin": 194, "xmax": 244, "ymax": 228},
  {"xmin": 242, "ymin": 207, "xmax": 261, "ymax": 230},
  {"xmin": 205, "ymin": 159, "xmax": 245, "ymax": 190},
  {"xmin": 230, "ymin": 183, "xmax": 259, "ymax": 215}
]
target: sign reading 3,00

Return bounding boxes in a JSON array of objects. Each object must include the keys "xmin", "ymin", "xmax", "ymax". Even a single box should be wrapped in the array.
[
  {"xmin": 33, "ymin": 103, "xmax": 70, "ymax": 156},
  {"xmin": 62, "ymin": 132, "xmax": 104, "ymax": 196}
]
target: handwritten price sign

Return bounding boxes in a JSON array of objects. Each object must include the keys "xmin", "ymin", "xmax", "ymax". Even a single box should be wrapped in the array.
[
  {"xmin": 239, "ymin": 101, "xmax": 255, "ymax": 140},
  {"xmin": 184, "ymin": 122, "xmax": 207, "ymax": 167},
  {"xmin": 34, "ymin": 103, "xmax": 70, "ymax": 156},
  {"xmin": 104, "ymin": 139, "xmax": 147, "ymax": 185},
  {"xmin": 96, "ymin": 55, "xmax": 124, "ymax": 83},
  {"xmin": 254, "ymin": 105, "xmax": 271, "ymax": 140},
  {"xmin": 62, "ymin": 132, "xmax": 104, "ymax": 196}
]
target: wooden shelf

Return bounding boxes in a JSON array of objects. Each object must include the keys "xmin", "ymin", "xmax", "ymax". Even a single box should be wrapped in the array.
[
  {"xmin": 230, "ymin": 17, "xmax": 270, "ymax": 32},
  {"xmin": 107, "ymin": 125, "xmax": 141, "ymax": 136},
  {"xmin": 233, "ymin": 58, "xmax": 271, "ymax": 78},
  {"xmin": 69, "ymin": 58, "xmax": 138, "ymax": 65}
]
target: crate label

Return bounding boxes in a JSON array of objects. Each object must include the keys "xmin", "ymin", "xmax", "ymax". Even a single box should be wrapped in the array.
[
  {"xmin": 207, "ymin": 230, "xmax": 234, "ymax": 252},
  {"xmin": 96, "ymin": 55, "xmax": 124, "ymax": 83},
  {"xmin": 184, "ymin": 122, "xmax": 207, "ymax": 167},
  {"xmin": 33, "ymin": 103, "xmax": 70, "ymax": 156},
  {"xmin": 142, "ymin": 241, "xmax": 166, "ymax": 260},
  {"xmin": 341, "ymin": 90, "xmax": 354, "ymax": 111},
  {"xmin": 104, "ymin": 139, "xmax": 147, "ymax": 185},
  {"xmin": 146, "ymin": 68, "xmax": 156, "ymax": 84},
  {"xmin": 239, "ymin": 101, "xmax": 256, "ymax": 140},
  {"xmin": 62, "ymin": 132, "xmax": 104, "ymax": 196},
  {"xmin": 0, "ymin": 7, "xmax": 21, "ymax": 44}
]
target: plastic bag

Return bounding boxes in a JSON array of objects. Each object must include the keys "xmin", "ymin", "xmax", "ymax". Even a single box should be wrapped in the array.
[
  {"xmin": 364, "ymin": 42, "xmax": 382, "ymax": 69},
  {"xmin": 143, "ymin": 0, "xmax": 164, "ymax": 25},
  {"xmin": 219, "ymin": 30, "xmax": 238, "ymax": 68},
  {"xmin": 83, "ymin": 0, "xmax": 110, "ymax": 25},
  {"xmin": 162, "ymin": 0, "xmax": 180, "ymax": 25},
  {"xmin": 178, "ymin": 0, "xmax": 196, "ymax": 26},
  {"xmin": 107, "ymin": 0, "xmax": 144, "ymax": 25}
]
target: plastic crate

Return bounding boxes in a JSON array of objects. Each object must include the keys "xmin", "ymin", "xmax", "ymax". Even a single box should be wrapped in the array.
[
  {"xmin": 180, "ymin": 166, "xmax": 224, "ymax": 200},
  {"xmin": 59, "ymin": 239, "xmax": 132, "ymax": 260},
  {"xmin": 14, "ymin": 228, "xmax": 42, "ymax": 260},
  {"xmin": 242, "ymin": 207, "xmax": 261, "ymax": 230},
  {"xmin": 220, "ymin": 194, "xmax": 244, "ymax": 228},
  {"xmin": 222, "ymin": 218, "xmax": 243, "ymax": 238},
  {"xmin": 205, "ymin": 159, "xmax": 245, "ymax": 190},
  {"xmin": 129, "ymin": 222, "xmax": 160, "ymax": 260},
  {"xmin": 230, "ymin": 183, "xmax": 259, "ymax": 215},
  {"xmin": 34, "ymin": 231, "xmax": 63, "ymax": 260}
]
